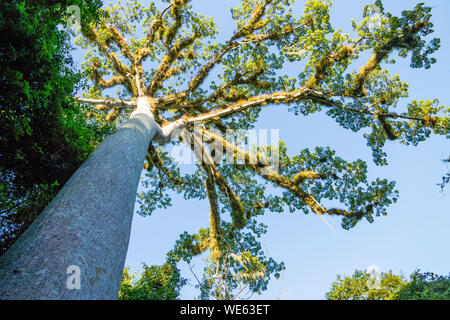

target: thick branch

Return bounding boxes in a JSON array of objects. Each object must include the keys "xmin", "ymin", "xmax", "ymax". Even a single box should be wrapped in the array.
[
  {"xmin": 191, "ymin": 133, "xmax": 246, "ymax": 230},
  {"xmin": 160, "ymin": 69, "xmax": 265, "ymax": 111},
  {"xmin": 74, "ymin": 96, "xmax": 136, "ymax": 108},
  {"xmin": 186, "ymin": 21, "xmax": 298, "ymax": 96},
  {"xmin": 197, "ymin": 128, "xmax": 330, "ymax": 216},
  {"xmin": 145, "ymin": 145, "xmax": 184, "ymax": 185},
  {"xmin": 82, "ymin": 25, "xmax": 135, "ymax": 94},
  {"xmin": 204, "ymin": 164, "xmax": 222, "ymax": 260},
  {"xmin": 292, "ymin": 171, "xmax": 327, "ymax": 185},
  {"xmin": 306, "ymin": 46, "xmax": 354, "ymax": 89},
  {"xmin": 185, "ymin": 87, "xmax": 311, "ymax": 123},
  {"xmin": 347, "ymin": 21, "xmax": 432, "ymax": 96},
  {"xmin": 309, "ymin": 91, "xmax": 430, "ymax": 122},
  {"xmin": 147, "ymin": 34, "xmax": 198, "ymax": 95},
  {"xmin": 104, "ymin": 25, "xmax": 134, "ymax": 62},
  {"xmin": 231, "ymin": 0, "xmax": 272, "ymax": 41},
  {"xmin": 82, "ymin": 26, "xmax": 131, "ymax": 77}
]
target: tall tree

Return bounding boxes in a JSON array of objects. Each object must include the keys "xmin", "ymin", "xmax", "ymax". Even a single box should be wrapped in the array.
[{"xmin": 0, "ymin": 0, "xmax": 447, "ymax": 299}]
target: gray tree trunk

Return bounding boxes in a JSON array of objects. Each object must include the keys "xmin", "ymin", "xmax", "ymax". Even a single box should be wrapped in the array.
[{"xmin": 0, "ymin": 98, "xmax": 159, "ymax": 299}]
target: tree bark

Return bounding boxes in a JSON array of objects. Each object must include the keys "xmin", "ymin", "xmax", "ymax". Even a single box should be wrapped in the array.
[{"xmin": 0, "ymin": 97, "xmax": 159, "ymax": 299}]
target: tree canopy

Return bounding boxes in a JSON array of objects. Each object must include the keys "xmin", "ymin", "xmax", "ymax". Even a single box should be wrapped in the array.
[
  {"xmin": 119, "ymin": 263, "xmax": 187, "ymax": 300},
  {"xmin": 395, "ymin": 270, "xmax": 450, "ymax": 300},
  {"xmin": 326, "ymin": 269, "xmax": 450, "ymax": 300},
  {"xmin": 325, "ymin": 269, "xmax": 406, "ymax": 300},
  {"xmin": 57, "ymin": 0, "xmax": 448, "ymax": 299}
]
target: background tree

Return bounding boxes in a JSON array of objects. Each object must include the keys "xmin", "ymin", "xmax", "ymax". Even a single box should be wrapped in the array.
[
  {"xmin": 394, "ymin": 270, "xmax": 450, "ymax": 300},
  {"xmin": 325, "ymin": 269, "xmax": 406, "ymax": 300},
  {"xmin": 0, "ymin": 0, "xmax": 104, "ymax": 255},
  {"xmin": 326, "ymin": 269, "xmax": 449, "ymax": 300},
  {"xmin": 119, "ymin": 262, "xmax": 186, "ymax": 300},
  {"xmin": 0, "ymin": 0, "xmax": 447, "ymax": 299}
]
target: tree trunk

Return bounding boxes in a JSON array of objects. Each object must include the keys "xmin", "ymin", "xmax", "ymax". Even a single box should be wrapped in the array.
[{"xmin": 0, "ymin": 97, "xmax": 158, "ymax": 299}]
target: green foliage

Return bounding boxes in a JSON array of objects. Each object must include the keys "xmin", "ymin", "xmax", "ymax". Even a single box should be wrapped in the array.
[
  {"xmin": 275, "ymin": 144, "xmax": 398, "ymax": 229},
  {"xmin": 394, "ymin": 270, "xmax": 450, "ymax": 300},
  {"xmin": 119, "ymin": 263, "xmax": 187, "ymax": 300},
  {"xmin": 326, "ymin": 269, "xmax": 450, "ymax": 300},
  {"xmin": 167, "ymin": 219, "xmax": 285, "ymax": 300},
  {"xmin": 325, "ymin": 269, "xmax": 407, "ymax": 300},
  {"xmin": 137, "ymin": 147, "xmax": 207, "ymax": 214},
  {"xmin": 0, "ymin": 0, "xmax": 104, "ymax": 254}
]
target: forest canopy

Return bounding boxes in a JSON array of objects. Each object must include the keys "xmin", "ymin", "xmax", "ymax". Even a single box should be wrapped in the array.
[{"xmin": 0, "ymin": 0, "xmax": 110, "ymax": 254}]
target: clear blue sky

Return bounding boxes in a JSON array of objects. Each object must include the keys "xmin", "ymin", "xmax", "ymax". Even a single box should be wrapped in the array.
[{"xmin": 74, "ymin": 0, "xmax": 450, "ymax": 299}]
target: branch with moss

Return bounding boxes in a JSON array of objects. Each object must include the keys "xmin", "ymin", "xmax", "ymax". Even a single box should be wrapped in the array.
[
  {"xmin": 197, "ymin": 127, "xmax": 384, "ymax": 220},
  {"xmin": 74, "ymin": 96, "xmax": 136, "ymax": 108},
  {"xmin": 191, "ymin": 132, "xmax": 246, "ymax": 230}
]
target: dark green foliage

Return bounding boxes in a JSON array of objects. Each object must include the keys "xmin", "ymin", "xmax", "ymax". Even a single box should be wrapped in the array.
[
  {"xmin": 395, "ymin": 270, "xmax": 450, "ymax": 300},
  {"xmin": 119, "ymin": 263, "xmax": 187, "ymax": 300},
  {"xmin": 167, "ymin": 219, "xmax": 285, "ymax": 300},
  {"xmin": 0, "ymin": 0, "xmax": 104, "ymax": 254}
]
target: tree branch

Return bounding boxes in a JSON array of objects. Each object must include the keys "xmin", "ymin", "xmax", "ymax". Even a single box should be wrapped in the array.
[
  {"xmin": 74, "ymin": 96, "xmax": 136, "ymax": 108},
  {"xmin": 104, "ymin": 24, "xmax": 134, "ymax": 62},
  {"xmin": 185, "ymin": 87, "xmax": 311, "ymax": 123},
  {"xmin": 191, "ymin": 132, "xmax": 246, "ymax": 230},
  {"xmin": 82, "ymin": 26, "xmax": 131, "ymax": 78},
  {"xmin": 147, "ymin": 34, "xmax": 198, "ymax": 95},
  {"xmin": 197, "ymin": 128, "xmax": 330, "ymax": 216}
]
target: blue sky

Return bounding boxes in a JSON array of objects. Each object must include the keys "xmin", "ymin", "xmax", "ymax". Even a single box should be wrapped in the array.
[{"xmin": 74, "ymin": 0, "xmax": 449, "ymax": 299}]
